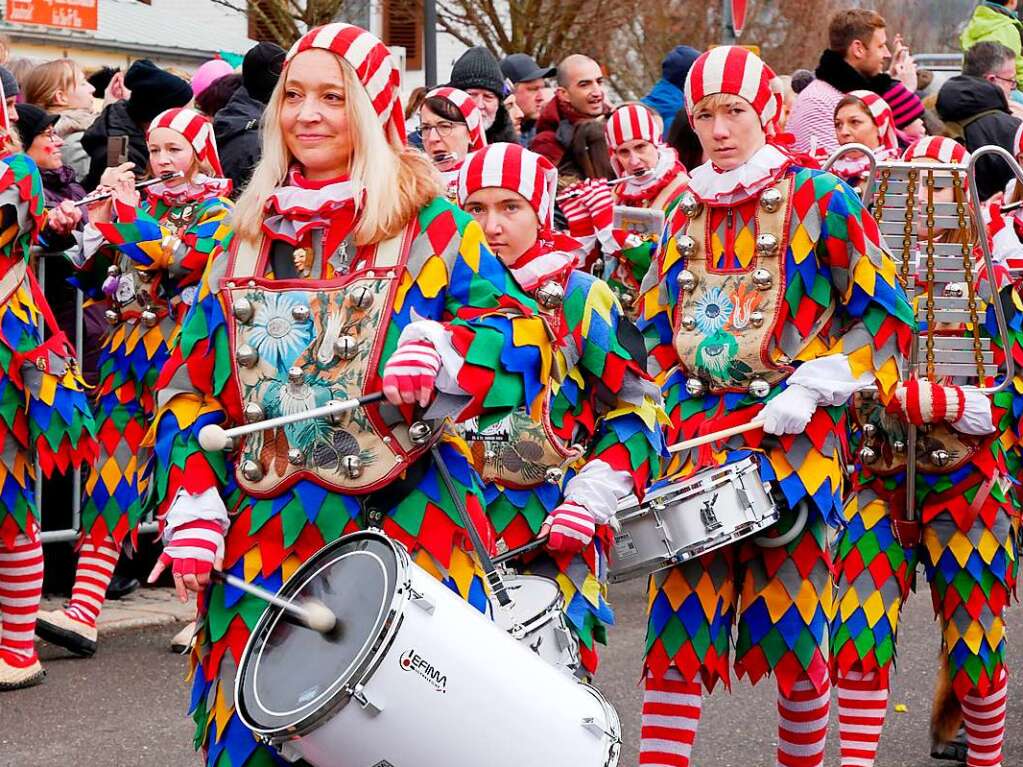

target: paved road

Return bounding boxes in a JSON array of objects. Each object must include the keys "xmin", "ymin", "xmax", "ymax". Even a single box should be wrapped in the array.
[{"xmin": 2, "ymin": 575, "xmax": 1020, "ymax": 766}]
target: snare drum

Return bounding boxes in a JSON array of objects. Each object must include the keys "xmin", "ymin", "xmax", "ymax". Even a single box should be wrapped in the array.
[
  {"xmin": 491, "ymin": 575, "xmax": 580, "ymax": 675},
  {"xmin": 235, "ymin": 531, "xmax": 620, "ymax": 767},
  {"xmin": 610, "ymin": 456, "xmax": 779, "ymax": 583}
]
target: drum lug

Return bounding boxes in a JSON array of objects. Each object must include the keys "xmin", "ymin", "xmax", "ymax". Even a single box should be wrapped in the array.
[
  {"xmin": 350, "ymin": 682, "xmax": 385, "ymax": 715},
  {"xmin": 409, "ymin": 588, "xmax": 435, "ymax": 615},
  {"xmin": 581, "ymin": 716, "xmax": 610, "ymax": 738},
  {"xmin": 274, "ymin": 740, "xmax": 305, "ymax": 763},
  {"xmin": 555, "ymin": 624, "xmax": 575, "ymax": 652}
]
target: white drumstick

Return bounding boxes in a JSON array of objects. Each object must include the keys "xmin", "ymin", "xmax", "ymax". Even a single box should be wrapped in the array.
[
  {"xmin": 198, "ymin": 391, "xmax": 385, "ymax": 451},
  {"xmin": 211, "ymin": 571, "xmax": 337, "ymax": 634},
  {"xmin": 667, "ymin": 419, "xmax": 766, "ymax": 453}
]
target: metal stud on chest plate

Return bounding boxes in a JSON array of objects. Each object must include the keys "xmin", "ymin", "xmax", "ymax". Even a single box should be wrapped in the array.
[{"xmin": 755, "ymin": 233, "xmax": 779, "ymax": 256}]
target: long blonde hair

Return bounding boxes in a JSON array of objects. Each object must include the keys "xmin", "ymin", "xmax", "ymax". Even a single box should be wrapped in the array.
[
  {"xmin": 23, "ymin": 59, "xmax": 79, "ymax": 111},
  {"xmin": 233, "ymin": 53, "xmax": 441, "ymax": 246}
]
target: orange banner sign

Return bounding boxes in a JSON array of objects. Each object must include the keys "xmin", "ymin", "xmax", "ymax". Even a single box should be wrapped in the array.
[{"xmin": 5, "ymin": 0, "xmax": 98, "ymax": 31}]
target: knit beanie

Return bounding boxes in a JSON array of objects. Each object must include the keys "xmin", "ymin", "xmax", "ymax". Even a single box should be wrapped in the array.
[
  {"xmin": 191, "ymin": 59, "xmax": 235, "ymax": 98},
  {"xmin": 661, "ymin": 46, "xmax": 701, "ymax": 90},
  {"xmin": 449, "ymin": 47, "xmax": 504, "ymax": 98},
  {"xmin": 125, "ymin": 60, "xmax": 192, "ymax": 124},
  {"xmin": 14, "ymin": 103, "xmax": 58, "ymax": 149},
  {"xmin": 243, "ymin": 41, "xmax": 286, "ymax": 104},
  {"xmin": 87, "ymin": 67, "xmax": 118, "ymax": 97},
  {"xmin": 0, "ymin": 67, "xmax": 18, "ymax": 98}
]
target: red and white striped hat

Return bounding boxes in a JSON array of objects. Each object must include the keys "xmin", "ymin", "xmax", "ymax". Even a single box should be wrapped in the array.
[
  {"xmin": 148, "ymin": 108, "xmax": 223, "ymax": 177},
  {"xmin": 845, "ymin": 90, "xmax": 899, "ymax": 153},
  {"xmin": 684, "ymin": 46, "xmax": 783, "ymax": 130},
  {"xmin": 1012, "ymin": 122, "xmax": 1023, "ymax": 159},
  {"xmin": 456, "ymin": 142, "xmax": 558, "ymax": 230},
  {"xmin": 424, "ymin": 87, "xmax": 487, "ymax": 151},
  {"xmin": 605, "ymin": 104, "xmax": 661, "ymax": 174},
  {"xmin": 286, "ymin": 23, "xmax": 405, "ymax": 143},
  {"xmin": 902, "ymin": 135, "xmax": 970, "ymax": 165}
]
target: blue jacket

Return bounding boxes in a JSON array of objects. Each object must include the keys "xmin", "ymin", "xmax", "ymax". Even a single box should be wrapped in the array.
[{"xmin": 641, "ymin": 79, "xmax": 685, "ymax": 133}]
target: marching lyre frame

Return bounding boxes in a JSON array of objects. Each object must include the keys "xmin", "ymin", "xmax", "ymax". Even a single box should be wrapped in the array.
[
  {"xmin": 821, "ymin": 142, "xmax": 878, "ymax": 203},
  {"xmin": 857, "ymin": 151, "xmax": 1017, "ymax": 395}
]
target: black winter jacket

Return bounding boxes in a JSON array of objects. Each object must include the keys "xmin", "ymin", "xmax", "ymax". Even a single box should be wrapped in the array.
[
  {"xmin": 79, "ymin": 100, "xmax": 149, "ymax": 192},
  {"xmin": 936, "ymin": 75, "xmax": 1022, "ymax": 201},
  {"xmin": 213, "ymin": 86, "xmax": 265, "ymax": 195}
]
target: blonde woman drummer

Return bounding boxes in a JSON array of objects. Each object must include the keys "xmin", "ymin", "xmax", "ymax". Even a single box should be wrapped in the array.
[
  {"xmin": 144, "ymin": 24, "xmax": 552, "ymax": 766},
  {"xmin": 635, "ymin": 47, "xmax": 915, "ymax": 767}
]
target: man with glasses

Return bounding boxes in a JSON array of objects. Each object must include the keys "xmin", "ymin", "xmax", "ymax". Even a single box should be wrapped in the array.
[
  {"xmin": 962, "ymin": 0, "xmax": 1023, "ymax": 90},
  {"xmin": 936, "ymin": 40, "xmax": 1023, "ymax": 199}
]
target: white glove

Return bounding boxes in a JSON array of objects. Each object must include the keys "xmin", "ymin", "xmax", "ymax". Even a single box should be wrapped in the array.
[
  {"xmin": 951, "ymin": 386, "xmax": 996, "ymax": 435},
  {"xmin": 760, "ymin": 384, "xmax": 818, "ymax": 435}
]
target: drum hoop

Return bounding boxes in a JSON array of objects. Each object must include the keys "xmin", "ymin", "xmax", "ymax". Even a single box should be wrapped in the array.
[
  {"xmin": 578, "ymin": 683, "xmax": 622, "ymax": 767},
  {"xmin": 235, "ymin": 531, "xmax": 413, "ymax": 739},
  {"xmin": 617, "ymin": 470, "xmax": 755, "ymax": 521}
]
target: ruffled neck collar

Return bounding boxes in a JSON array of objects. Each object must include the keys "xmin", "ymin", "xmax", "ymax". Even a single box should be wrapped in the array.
[
  {"xmin": 686, "ymin": 144, "xmax": 791, "ymax": 205},
  {"xmin": 145, "ymin": 173, "xmax": 232, "ymax": 206},
  {"xmin": 507, "ymin": 233, "xmax": 580, "ymax": 291},
  {"xmin": 262, "ymin": 167, "xmax": 359, "ymax": 243}
]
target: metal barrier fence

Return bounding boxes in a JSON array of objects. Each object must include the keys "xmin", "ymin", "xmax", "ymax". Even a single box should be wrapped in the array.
[{"xmin": 33, "ymin": 249, "xmax": 159, "ymax": 544}]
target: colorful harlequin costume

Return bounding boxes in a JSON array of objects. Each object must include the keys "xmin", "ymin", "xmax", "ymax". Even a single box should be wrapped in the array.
[
  {"xmin": 34, "ymin": 107, "xmax": 234, "ymax": 656},
  {"xmin": 831, "ymin": 137, "xmax": 1020, "ymax": 767},
  {"xmin": 827, "ymin": 89, "xmax": 899, "ymax": 187},
  {"xmin": 0, "ymin": 148, "xmax": 97, "ymax": 688},
  {"xmin": 148, "ymin": 25, "xmax": 551, "ymax": 767},
  {"xmin": 455, "ymin": 142, "xmax": 664, "ymax": 675},
  {"xmin": 634, "ymin": 47, "xmax": 914, "ymax": 767},
  {"xmin": 422, "ymin": 86, "xmax": 487, "ymax": 200}
]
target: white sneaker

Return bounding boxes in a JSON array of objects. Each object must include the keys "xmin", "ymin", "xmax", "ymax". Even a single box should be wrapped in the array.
[{"xmin": 34, "ymin": 609, "xmax": 98, "ymax": 657}]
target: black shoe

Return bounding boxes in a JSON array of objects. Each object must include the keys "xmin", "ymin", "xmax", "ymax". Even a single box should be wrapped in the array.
[
  {"xmin": 931, "ymin": 726, "xmax": 967, "ymax": 764},
  {"xmin": 34, "ymin": 610, "xmax": 98, "ymax": 657},
  {"xmin": 105, "ymin": 574, "xmax": 140, "ymax": 601}
]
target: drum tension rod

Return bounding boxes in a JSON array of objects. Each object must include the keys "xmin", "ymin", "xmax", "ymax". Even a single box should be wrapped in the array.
[{"xmin": 211, "ymin": 570, "xmax": 340, "ymax": 637}]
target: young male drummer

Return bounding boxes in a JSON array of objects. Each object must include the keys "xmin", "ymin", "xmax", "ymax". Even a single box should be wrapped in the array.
[
  {"xmin": 562, "ymin": 103, "xmax": 687, "ymax": 309},
  {"xmin": 635, "ymin": 46, "xmax": 915, "ymax": 767}
]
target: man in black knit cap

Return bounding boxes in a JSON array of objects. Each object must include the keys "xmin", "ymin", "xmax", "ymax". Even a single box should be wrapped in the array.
[
  {"xmin": 448, "ymin": 46, "xmax": 518, "ymax": 143},
  {"xmin": 80, "ymin": 59, "xmax": 192, "ymax": 191},
  {"xmin": 214, "ymin": 41, "xmax": 286, "ymax": 194}
]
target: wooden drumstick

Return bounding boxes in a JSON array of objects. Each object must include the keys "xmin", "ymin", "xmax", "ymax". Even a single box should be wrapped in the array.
[
  {"xmin": 667, "ymin": 419, "xmax": 766, "ymax": 454},
  {"xmin": 210, "ymin": 571, "xmax": 337, "ymax": 635}
]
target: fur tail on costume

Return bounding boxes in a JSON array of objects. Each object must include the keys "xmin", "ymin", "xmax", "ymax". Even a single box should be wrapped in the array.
[{"xmin": 930, "ymin": 651, "xmax": 962, "ymax": 747}]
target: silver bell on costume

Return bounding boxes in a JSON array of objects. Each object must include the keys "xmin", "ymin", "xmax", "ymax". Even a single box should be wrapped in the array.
[
  {"xmin": 748, "ymin": 378, "xmax": 771, "ymax": 398},
  {"xmin": 233, "ymin": 298, "xmax": 254, "ymax": 323},
  {"xmin": 287, "ymin": 448, "xmax": 305, "ymax": 467},
  {"xmin": 859, "ymin": 446, "xmax": 879, "ymax": 464},
  {"xmin": 409, "ymin": 421, "xmax": 433, "ymax": 445},
  {"xmin": 243, "ymin": 402, "xmax": 265, "ymax": 423},
  {"xmin": 685, "ymin": 378, "xmax": 705, "ymax": 397},
  {"xmin": 334, "ymin": 335, "xmax": 359, "ymax": 361},
  {"xmin": 930, "ymin": 449, "xmax": 951, "ymax": 467},
  {"xmin": 759, "ymin": 187, "xmax": 783, "ymax": 213},
  {"xmin": 544, "ymin": 467, "xmax": 564, "ymax": 485},
  {"xmin": 291, "ymin": 304, "xmax": 310, "ymax": 323},
  {"xmin": 755, "ymin": 233, "xmax": 779, "ymax": 256},
  {"xmin": 105, "ymin": 309, "xmax": 121, "ymax": 326},
  {"xmin": 241, "ymin": 460, "xmax": 265, "ymax": 482},
  {"xmin": 676, "ymin": 269, "xmax": 698, "ymax": 292},
  {"xmin": 752, "ymin": 269, "xmax": 773, "ymax": 290},
  {"xmin": 342, "ymin": 455, "xmax": 364, "ymax": 479},
  {"xmin": 349, "ymin": 286, "xmax": 374, "ymax": 310},
  {"xmin": 749, "ymin": 310, "xmax": 765, "ymax": 328},
  {"xmin": 236, "ymin": 344, "xmax": 258, "ymax": 368},
  {"xmin": 675, "ymin": 234, "xmax": 697, "ymax": 258},
  {"xmin": 681, "ymin": 315, "xmax": 697, "ymax": 331},
  {"xmin": 141, "ymin": 310, "xmax": 159, "ymax": 328},
  {"xmin": 535, "ymin": 280, "xmax": 565, "ymax": 310},
  {"xmin": 679, "ymin": 192, "xmax": 703, "ymax": 219}
]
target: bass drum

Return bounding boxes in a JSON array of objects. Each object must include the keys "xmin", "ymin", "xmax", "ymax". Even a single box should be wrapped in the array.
[{"xmin": 235, "ymin": 531, "xmax": 620, "ymax": 767}]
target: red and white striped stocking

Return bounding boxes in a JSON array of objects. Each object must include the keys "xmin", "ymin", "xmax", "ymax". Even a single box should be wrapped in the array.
[
  {"xmin": 639, "ymin": 668, "xmax": 703, "ymax": 766},
  {"xmin": 837, "ymin": 669, "xmax": 889, "ymax": 766},
  {"xmin": 777, "ymin": 675, "xmax": 831, "ymax": 767},
  {"xmin": 0, "ymin": 532, "xmax": 44, "ymax": 660},
  {"xmin": 64, "ymin": 535, "xmax": 119, "ymax": 626},
  {"xmin": 962, "ymin": 669, "xmax": 1008, "ymax": 767}
]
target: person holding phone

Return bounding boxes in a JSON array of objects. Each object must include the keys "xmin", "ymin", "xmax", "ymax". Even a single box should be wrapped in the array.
[{"xmin": 34, "ymin": 108, "xmax": 234, "ymax": 658}]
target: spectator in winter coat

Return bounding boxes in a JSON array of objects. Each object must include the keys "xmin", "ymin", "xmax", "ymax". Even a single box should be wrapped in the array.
[
  {"xmin": 212, "ymin": 41, "xmax": 286, "ymax": 195},
  {"xmin": 80, "ymin": 59, "xmax": 191, "ymax": 191},
  {"xmin": 530, "ymin": 54, "xmax": 611, "ymax": 175},
  {"xmin": 500, "ymin": 53, "xmax": 555, "ymax": 146},
  {"xmin": 449, "ymin": 46, "xmax": 519, "ymax": 144},
  {"xmin": 23, "ymin": 60, "xmax": 97, "ymax": 181},
  {"xmin": 0, "ymin": 66, "xmax": 19, "ymax": 125},
  {"xmin": 937, "ymin": 41, "xmax": 1022, "ymax": 201},
  {"xmin": 787, "ymin": 8, "xmax": 924, "ymax": 157},
  {"xmin": 961, "ymin": 0, "xmax": 1023, "ymax": 89},
  {"xmin": 640, "ymin": 45, "xmax": 700, "ymax": 133}
]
